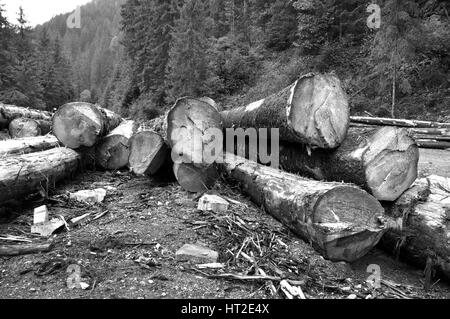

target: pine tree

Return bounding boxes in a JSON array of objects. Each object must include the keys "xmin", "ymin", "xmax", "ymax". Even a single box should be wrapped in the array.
[
  {"xmin": 0, "ymin": 2, "xmax": 15, "ymax": 92},
  {"xmin": 165, "ymin": 0, "xmax": 218, "ymax": 102},
  {"xmin": 12, "ymin": 7, "xmax": 45, "ymax": 108},
  {"xmin": 370, "ymin": 0, "xmax": 421, "ymax": 117}
]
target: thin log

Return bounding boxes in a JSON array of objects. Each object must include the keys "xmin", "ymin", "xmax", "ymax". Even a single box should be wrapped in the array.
[
  {"xmin": 95, "ymin": 120, "xmax": 139, "ymax": 170},
  {"xmin": 0, "ymin": 135, "xmax": 60, "ymax": 156},
  {"xmin": 220, "ymin": 153, "xmax": 386, "ymax": 262},
  {"xmin": 381, "ymin": 175, "xmax": 450, "ymax": 281},
  {"xmin": 0, "ymin": 103, "xmax": 52, "ymax": 129},
  {"xmin": 278, "ymin": 127, "xmax": 419, "ymax": 201},
  {"xmin": 52, "ymin": 102, "xmax": 123, "ymax": 149},
  {"xmin": 0, "ymin": 243, "xmax": 53, "ymax": 256},
  {"xmin": 221, "ymin": 73, "xmax": 350, "ymax": 148},
  {"xmin": 0, "ymin": 148, "xmax": 82, "ymax": 207},
  {"xmin": 351, "ymin": 116, "xmax": 450, "ymax": 129},
  {"xmin": 415, "ymin": 140, "xmax": 450, "ymax": 150}
]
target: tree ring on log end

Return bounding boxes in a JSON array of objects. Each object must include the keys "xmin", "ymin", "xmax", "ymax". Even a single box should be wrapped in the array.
[
  {"xmin": 129, "ymin": 131, "xmax": 168, "ymax": 176},
  {"xmin": 289, "ymin": 73, "xmax": 349, "ymax": 148},
  {"xmin": 313, "ymin": 186, "xmax": 384, "ymax": 228},
  {"xmin": 53, "ymin": 102, "xmax": 103, "ymax": 149},
  {"xmin": 167, "ymin": 98, "xmax": 223, "ymax": 166},
  {"xmin": 173, "ymin": 163, "xmax": 219, "ymax": 193},
  {"xmin": 364, "ymin": 127, "xmax": 419, "ymax": 201},
  {"xmin": 96, "ymin": 136, "xmax": 130, "ymax": 170}
]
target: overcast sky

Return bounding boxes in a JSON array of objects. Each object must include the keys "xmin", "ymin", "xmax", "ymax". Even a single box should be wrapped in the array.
[{"xmin": 3, "ymin": 0, "xmax": 92, "ymax": 27}]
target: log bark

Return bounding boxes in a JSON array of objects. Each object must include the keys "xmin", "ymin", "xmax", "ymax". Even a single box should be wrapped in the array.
[
  {"xmin": 8, "ymin": 118, "xmax": 52, "ymax": 138},
  {"xmin": 220, "ymin": 153, "xmax": 387, "ymax": 262},
  {"xmin": 381, "ymin": 175, "xmax": 450, "ymax": 280},
  {"xmin": 351, "ymin": 116, "xmax": 450, "ymax": 129},
  {"xmin": 415, "ymin": 140, "xmax": 450, "ymax": 150},
  {"xmin": 52, "ymin": 102, "xmax": 123, "ymax": 149},
  {"xmin": 221, "ymin": 73, "xmax": 350, "ymax": 149},
  {"xmin": 173, "ymin": 163, "xmax": 219, "ymax": 193},
  {"xmin": 0, "ymin": 135, "xmax": 60, "ymax": 156},
  {"xmin": 167, "ymin": 97, "xmax": 223, "ymax": 166},
  {"xmin": 0, "ymin": 243, "xmax": 53, "ymax": 256},
  {"xmin": 278, "ymin": 127, "xmax": 419, "ymax": 201},
  {"xmin": 95, "ymin": 120, "xmax": 138, "ymax": 170},
  {"xmin": 0, "ymin": 103, "xmax": 52, "ymax": 129},
  {"xmin": 0, "ymin": 148, "xmax": 82, "ymax": 207},
  {"xmin": 129, "ymin": 130, "xmax": 169, "ymax": 176}
]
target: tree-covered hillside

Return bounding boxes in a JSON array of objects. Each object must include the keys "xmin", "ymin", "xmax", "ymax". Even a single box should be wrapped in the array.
[{"xmin": 1, "ymin": 0, "xmax": 449, "ymax": 120}]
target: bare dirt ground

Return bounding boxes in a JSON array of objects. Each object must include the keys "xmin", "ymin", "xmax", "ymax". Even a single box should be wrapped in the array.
[
  {"xmin": 419, "ymin": 149, "xmax": 450, "ymax": 178},
  {"xmin": 0, "ymin": 169, "xmax": 449, "ymax": 300}
]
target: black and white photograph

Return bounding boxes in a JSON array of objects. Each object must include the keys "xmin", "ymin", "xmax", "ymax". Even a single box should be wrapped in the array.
[{"xmin": 0, "ymin": 0, "xmax": 449, "ymax": 307}]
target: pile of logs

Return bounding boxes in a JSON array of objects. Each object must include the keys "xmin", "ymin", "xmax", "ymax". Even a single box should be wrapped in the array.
[
  {"xmin": 351, "ymin": 116, "xmax": 450, "ymax": 150},
  {"xmin": 0, "ymin": 103, "xmax": 53, "ymax": 139},
  {"xmin": 0, "ymin": 72, "xmax": 448, "ymax": 281}
]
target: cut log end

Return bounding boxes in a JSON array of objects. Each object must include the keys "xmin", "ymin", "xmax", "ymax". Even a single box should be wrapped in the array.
[
  {"xmin": 96, "ymin": 136, "xmax": 130, "ymax": 170},
  {"xmin": 96, "ymin": 120, "xmax": 137, "ymax": 170},
  {"xmin": 129, "ymin": 131, "xmax": 168, "ymax": 176},
  {"xmin": 313, "ymin": 186, "xmax": 386, "ymax": 261},
  {"xmin": 173, "ymin": 163, "xmax": 219, "ymax": 193},
  {"xmin": 290, "ymin": 74, "xmax": 349, "ymax": 148},
  {"xmin": 364, "ymin": 127, "xmax": 419, "ymax": 201},
  {"xmin": 9, "ymin": 118, "xmax": 41, "ymax": 138},
  {"xmin": 53, "ymin": 102, "xmax": 103, "ymax": 149},
  {"xmin": 167, "ymin": 98, "xmax": 223, "ymax": 165}
]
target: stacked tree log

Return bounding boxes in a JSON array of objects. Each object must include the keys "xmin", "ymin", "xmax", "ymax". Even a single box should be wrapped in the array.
[
  {"xmin": 350, "ymin": 116, "xmax": 450, "ymax": 150},
  {"xmin": 128, "ymin": 97, "xmax": 223, "ymax": 192},
  {"xmin": 0, "ymin": 102, "xmax": 124, "ymax": 207},
  {"xmin": 0, "ymin": 103, "xmax": 53, "ymax": 138},
  {"xmin": 380, "ymin": 175, "xmax": 450, "ymax": 281},
  {"xmin": 220, "ymin": 73, "xmax": 419, "ymax": 202}
]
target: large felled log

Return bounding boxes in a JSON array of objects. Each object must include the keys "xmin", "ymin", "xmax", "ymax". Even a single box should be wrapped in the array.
[
  {"xmin": 52, "ymin": 102, "xmax": 123, "ymax": 149},
  {"xmin": 221, "ymin": 73, "xmax": 350, "ymax": 149},
  {"xmin": 0, "ymin": 148, "xmax": 82, "ymax": 207},
  {"xmin": 0, "ymin": 135, "xmax": 60, "ymax": 156},
  {"xmin": 0, "ymin": 103, "xmax": 52, "ymax": 129},
  {"xmin": 173, "ymin": 163, "xmax": 219, "ymax": 193},
  {"xmin": 129, "ymin": 130, "xmax": 169, "ymax": 176},
  {"xmin": 278, "ymin": 127, "xmax": 419, "ymax": 201},
  {"xmin": 381, "ymin": 175, "xmax": 450, "ymax": 280},
  {"xmin": 351, "ymin": 116, "xmax": 450, "ymax": 129},
  {"xmin": 8, "ymin": 118, "xmax": 52, "ymax": 138},
  {"xmin": 220, "ymin": 153, "xmax": 386, "ymax": 262},
  {"xmin": 95, "ymin": 120, "xmax": 138, "ymax": 170},
  {"xmin": 167, "ymin": 97, "xmax": 223, "ymax": 166},
  {"xmin": 0, "ymin": 243, "xmax": 53, "ymax": 256}
]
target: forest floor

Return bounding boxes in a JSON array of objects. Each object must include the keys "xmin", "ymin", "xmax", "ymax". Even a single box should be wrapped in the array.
[{"xmin": 0, "ymin": 150, "xmax": 449, "ymax": 300}]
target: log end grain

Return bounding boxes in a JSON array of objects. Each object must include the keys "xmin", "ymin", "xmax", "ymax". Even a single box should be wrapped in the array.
[
  {"xmin": 129, "ymin": 131, "xmax": 168, "ymax": 176},
  {"xmin": 289, "ymin": 73, "xmax": 349, "ymax": 149},
  {"xmin": 95, "ymin": 120, "xmax": 137, "ymax": 170},
  {"xmin": 96, "ymin": 135, "xmax": 131, "ymax": 170},
  {"xmin": 52, "ymin": 102, "xmax": 104, "ymax": 149},
  {"xmin": 167, "ymin": 97, "xmax": 223, "ymax": 166},
  {"xmin": 173, "ymin": 163, "xmax": 219, "ymax": 193},
  {"xmin": 364, "ymin": 127, "xmax": 419, "ymax": 201},
  {"xmin": 312, "ymin": 186, "xmax": 386, "ymax": 261},
  {"xmin": 9, "ymin": 118, "xmax": 41, "ymax": 138}
]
